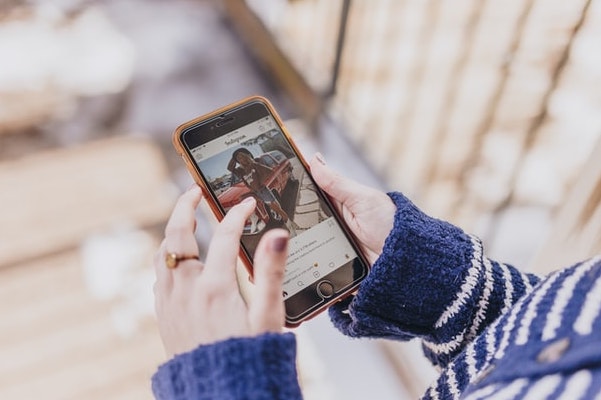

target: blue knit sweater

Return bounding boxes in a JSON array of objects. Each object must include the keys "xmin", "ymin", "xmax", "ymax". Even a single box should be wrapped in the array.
[{"xmin": 152, "ymin": 192, "xmax": 601, "ymax": 399}]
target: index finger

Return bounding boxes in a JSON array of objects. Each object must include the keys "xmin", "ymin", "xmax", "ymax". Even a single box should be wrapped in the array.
[
  {"xmin": 164, "ymin": 186, "xmax": 202, "ymax": 258},
  {"xmin": 203, "ymin": 197, "xmax": 256, "ymax": 279}
]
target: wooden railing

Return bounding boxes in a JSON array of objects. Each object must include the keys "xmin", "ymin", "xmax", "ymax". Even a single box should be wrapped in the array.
[
  {"xmin": 221, "ymin": 0, "xmax": 601, "ymax": 396},
  {"xmin": 222, "ymin": 0, "xmax": 601, "ymax": 263}
]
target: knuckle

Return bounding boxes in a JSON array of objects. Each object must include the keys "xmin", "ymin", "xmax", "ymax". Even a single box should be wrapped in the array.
[
  {"xmin": 266, "ymin": 266, "xmax": 285, "ymax": 282},
  {"xmin": 320, "ymin": 171, "xmax": 337, "ymax": 191},
  {"xmin": 198, "ymin": 280, "xmax": 226, "ymax": 302},
  {"xmin": 215, "ymin": 219, "xmax": 240, "ymax": 240}
]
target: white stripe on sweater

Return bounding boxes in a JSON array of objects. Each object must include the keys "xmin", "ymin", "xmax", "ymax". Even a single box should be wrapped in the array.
[
  {"xmin": 465, "ymin": 319, "xmax": 502, "ymax": 386},
  {"xmin": 484, "ymin": 309, "xmax": 504, "ymax": 365},
  {"xmin": 446, "ymin": 363, "xmax": 461, "ymax": 400},
  {"xmin": 495, "ymin": 294, "xmax": 529, "ymax": 360},
  {"xmin": 522, "ymin": 374, "xmax": 561, "ymax": 400},
  {"xmin": 515, "ymin": 270, "xmax": 563, "ymax": 345},
  {"xmin": 519, "ymin": 269, "xmax": 534, "ymax": 293},
  {"xmin": 573, "ymin": 257, "xmax": 601, "ymax": 335},
  {"xmin": 542, "ymin": 257, "xmax": 599, "ymax": 340},
  {"xmin": 465, "ymin": 339, "xmax": 478, "ymax": 382},
  {"xmin": 467, "ymin": 257, "xmax": 495, "ymax": 342},
  {"xmin": 423, "ymin": 329, "xmax": 467, "ymax": 355},
  {"xmin": 435, "ymin": 236, "xmax": 482, "ymax": 329},
  {"xmin": 427, "ymin": 384, "xmax": 440, "ymax": 400},
  {"xmin": 499, "ymin": 263, "xmax": 514, "ymax": 313},
  {"xmin": 463, "ymin": 385, "xmax": 496, "ymax": 400},
  {"xmin": 574, "ymin": 278, "xmax": 601, "ymax": 335},
  {"xmin": 425, "ymin": 263, "xmax": 494, "ymax": 356},
  {"xmin": 557, "ymin": 370, "xmax": 592, "ymax": 400},
  {"xmin": 487, "ymin": 378, "xmax": 528, "ymax": 400}
]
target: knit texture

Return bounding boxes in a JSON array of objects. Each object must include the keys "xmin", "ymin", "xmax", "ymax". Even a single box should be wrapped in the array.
[
  {"xmin": 152, "ymin": 332, "xmax": 301, "ymax": 400},
  {"xmin": 428, "ymin": 257, "xmax": 601, "ymax": 400},
  {"xmin": 151, "ymin": 191, "xmax": 601, "ymax": 399},
  {"xmin": 329, "ymin": 192, "xmax": 539, "ymax": 367}
]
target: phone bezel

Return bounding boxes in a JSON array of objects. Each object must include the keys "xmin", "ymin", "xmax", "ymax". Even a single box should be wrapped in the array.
[{"xmin": 172, "ymin": 96, "xmax": 370, "ymax": 327}]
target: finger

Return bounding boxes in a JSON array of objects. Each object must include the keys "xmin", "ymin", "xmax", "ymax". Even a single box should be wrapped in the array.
[
  {"xmin": 248, "ymin": 229, "xmax": 289, "ymax": 332},
  {"xmin": 310, "ymin": 154, "xmax": 370, "ymax": 207},
  {"xmin": 203, "ymin": 197, "xmax": 257, "ymax": 279},
  {"xmin": 154, "ymin": 239, "xmax": 172, "ymax": 289},
  {"xmin": 164, "ymin": 186, "xmax": 202, "ymax": 260}
]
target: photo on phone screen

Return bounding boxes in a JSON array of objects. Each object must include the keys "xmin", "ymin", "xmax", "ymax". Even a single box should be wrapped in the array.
[{"xmin": 178, "ymin": 99, "xmax": 368, "ymax": 324}]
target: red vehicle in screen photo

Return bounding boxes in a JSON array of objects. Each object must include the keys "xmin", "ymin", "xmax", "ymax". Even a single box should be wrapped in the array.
[{"xmin": 218, "ymin": 149, "xmax": 296, "ymax": 235}]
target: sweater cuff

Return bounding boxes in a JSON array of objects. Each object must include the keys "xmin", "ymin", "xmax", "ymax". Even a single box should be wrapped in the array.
[
  {"xmin": 329, "ymin": 192, "xmax": 479, "ymax": 339},
  {"xmin": 152, "ymin": 332, "xmax": 301, "ymax": 400}
]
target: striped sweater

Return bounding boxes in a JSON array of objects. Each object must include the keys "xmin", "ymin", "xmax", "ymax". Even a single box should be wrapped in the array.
[{"xmin": 152, "ymin": 192, "xmax": 601, "ymax": 400}]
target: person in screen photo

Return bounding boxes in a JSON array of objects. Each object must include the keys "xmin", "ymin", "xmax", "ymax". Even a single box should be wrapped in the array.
[{"xmin": 227, "ymin": 148, "xmax": 300, "ymax": 235}]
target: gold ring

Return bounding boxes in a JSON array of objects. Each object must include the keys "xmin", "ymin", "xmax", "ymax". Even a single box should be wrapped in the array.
[{"xmin": 165, "ymin": 252, "xmax": 200, "ymax": 269}]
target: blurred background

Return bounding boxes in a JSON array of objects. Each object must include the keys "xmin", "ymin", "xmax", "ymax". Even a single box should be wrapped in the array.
[{"xmin": 1, "ymin": 0, "xmax": 601, "ymax": 398}]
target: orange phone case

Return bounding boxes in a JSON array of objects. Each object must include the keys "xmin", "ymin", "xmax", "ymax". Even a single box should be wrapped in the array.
[
  {"xmin": 172, "ymin": 95, "xmax": 368, "ymax": 327},
  {"xmin": 172, "ymin": 96, "xmax": 313, "ymax": 276}
]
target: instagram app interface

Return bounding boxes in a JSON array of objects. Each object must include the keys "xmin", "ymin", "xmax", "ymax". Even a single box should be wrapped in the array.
[{"xmin": 190, "ymin": 116, "xmax": 358, "ymax": 299}]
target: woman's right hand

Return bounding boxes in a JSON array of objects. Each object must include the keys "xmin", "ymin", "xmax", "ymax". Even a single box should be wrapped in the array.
[{"xmin": 310, "ymin": 153, "xmax": 396, "ymax": 265}]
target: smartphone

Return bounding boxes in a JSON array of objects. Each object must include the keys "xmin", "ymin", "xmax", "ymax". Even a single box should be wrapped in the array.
[{"xmin": 172, "ymin": 96, "xmax": 370, "ymax": 327}]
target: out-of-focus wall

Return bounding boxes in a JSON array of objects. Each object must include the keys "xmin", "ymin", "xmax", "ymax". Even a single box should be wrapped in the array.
[
  {"xmin": 242, "ymin": 0, "xmax": 601, "ymax": 269},
  {"xmin": 226, "ymin": 0, "xmax": 601, "ymax": 396},
  {"xmin": 0, "ymin": 1, "xmax": 291, "ymax": 399}
]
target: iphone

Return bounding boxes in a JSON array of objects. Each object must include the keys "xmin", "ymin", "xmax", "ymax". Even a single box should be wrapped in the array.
[{"xmin": 173, "ymin": 96, "xmax": 369, "ymax": 326}]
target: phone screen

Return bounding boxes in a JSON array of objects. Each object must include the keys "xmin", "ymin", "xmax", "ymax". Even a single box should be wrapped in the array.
[{"xmin": 180, "ymin": 100, "xmax": 367, "ymax": 323}]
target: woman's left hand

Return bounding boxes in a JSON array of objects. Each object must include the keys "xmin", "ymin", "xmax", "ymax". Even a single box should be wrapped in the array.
[{"xmin": 153, "ymin": 186, "xmax": 289, "ymax": 358}]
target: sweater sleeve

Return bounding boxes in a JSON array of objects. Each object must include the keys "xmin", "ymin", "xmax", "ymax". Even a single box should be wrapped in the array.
[
  {"xmin": 329, "ymin": 192, "xmax": 541, "ymax": 368},
  {"xmin": 151, "ymin": 332, "xmax": 302, "ymax": 400}
]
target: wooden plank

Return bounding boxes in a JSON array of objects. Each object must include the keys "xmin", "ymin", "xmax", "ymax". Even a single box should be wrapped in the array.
[
  {"xmin": 453, "ymin": 0, "xmax": 591, "ymax": 225},
  {"xmin": 386, "ymin": 0, "xmax": 478, "ymax": 198},
  {"xmin": 513, "ymin": 0, "xmax": 601, "ymax": 208},
  {"xmin": 221, "ymin": 0, "xmax": 323, "ymax": 123},
  {"xmin": 530, "ymin": 136, "xmax": 601, "ymax": 273},
  {"xmin": 422, "ymin": 0, "xmax": 527, "ymax": 217},
  {"xmin": 0, "ymin": 326, "xmax": 162, "ymax": 400},
  {"xmin": 332, "ymin": 0, "xmax": 410, "ymax": 147},
  {"xmin": 267, "ymin": 0, "xmax": 342, "ymax": 92},
  {"xmin": 0, "ymin": 251, "xmax": 163, "ymax": 400},
  {"xmin": 0, "ymin": 136, "xmax": 175, "ymax": 267},
  {"xmin": 88, "ymin": 369, "xmax": 160, "ymax": 400},
  {"xmin": 0, "ymin": 90, "xmax": 63, "ymax": 135}
]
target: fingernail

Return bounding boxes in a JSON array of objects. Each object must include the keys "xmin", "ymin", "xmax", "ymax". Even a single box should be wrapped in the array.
[
  {"xmin": 315, "ymin": 152, "xmax": 326, "ymax": 165},
  {"xmin": 241, "ymin": 196, "xmax": 256, "ymax": 205},
  {"xmin": 272, "ymin": 236, "xmax": 288, "ymax": 253}
]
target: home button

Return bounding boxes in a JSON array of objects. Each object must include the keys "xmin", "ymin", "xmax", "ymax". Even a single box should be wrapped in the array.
[{"xmin": 317, "ymin": 281, "xmax": 335, "ymax": 298}]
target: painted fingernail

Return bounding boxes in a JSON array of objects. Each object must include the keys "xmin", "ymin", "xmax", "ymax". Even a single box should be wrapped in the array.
[
  {"xmin": 315, "ymin": 152, "xmax": 326, "ymax": 165},
  {"xmin": 272, "ymin": 237, "xmax": 288, "ymax": 253}
]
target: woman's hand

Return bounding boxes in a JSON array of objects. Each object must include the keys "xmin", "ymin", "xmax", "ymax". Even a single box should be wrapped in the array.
[
  {"xmin": 153, "ymin": 186, "xmax": 289, "ymax": 358},
  {"xmin": 310, "ymin": 154, "xmax": 396, "ymax": 265}
]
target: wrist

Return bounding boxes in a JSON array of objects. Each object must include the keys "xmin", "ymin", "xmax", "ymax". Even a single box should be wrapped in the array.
[
  {"xmin": 330, "ymin": 192, "xmax": 478, "ymax": 339},
  {"xmin": 152, "ymin": 332, "xmax": 301, "ymax": 400}
]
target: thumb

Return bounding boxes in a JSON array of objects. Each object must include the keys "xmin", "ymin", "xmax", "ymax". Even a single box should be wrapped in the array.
[
  {"xmin": 310, "ymin": 153, "xmax": 367, "ymax": 206},
  {"xmin": 248, "ymin": 229, "xmax": 289, "ymax": 332}
]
